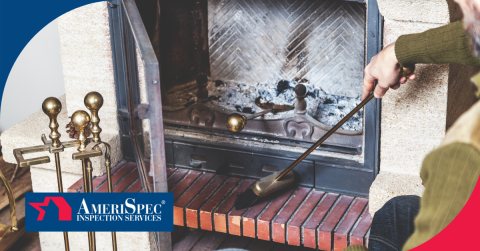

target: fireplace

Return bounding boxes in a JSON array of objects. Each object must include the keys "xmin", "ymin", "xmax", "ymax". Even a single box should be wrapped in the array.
[
  {"xmin": 105, "ymin": 0, "xmax": 381, "ymax": 249},
  {"xmin": 110, "ymin": 0, "xmax": 381, "ymax": 197}
]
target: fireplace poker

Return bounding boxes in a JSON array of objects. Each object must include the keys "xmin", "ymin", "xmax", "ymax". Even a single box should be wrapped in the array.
[
  {"xmin": 234, "ymin": 65, "xmax": 415, "ymax": 210},
  {"xmin": 71, "ymin": 110, "xmax": 97, "ymax": 251},
  {"xmin": 84, "ymin": 92, "xmax": 118, "ymax": 251},
  {"xmin": 41, "ymin": 98, "xmax": 70, "ymax": 251}
]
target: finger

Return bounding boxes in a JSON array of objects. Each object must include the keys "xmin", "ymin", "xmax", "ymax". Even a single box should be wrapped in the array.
[
  {"xmin": 390, "ymin": 82, "xmax": 401, "ymax": 90},
  {"xmin": 374, "ymin": 84, "xmax": 389, "ymax": 99},
  {"xmin": 362, "ymin": 71, "xmax": 376, "ymax": 100},
  {"xmin": 408, "ymin": 73, "xmax": 416, "ymax": 80},
  {"xmin": 398, "ymin": 76, "xmax": 407, "ymax": 84}
]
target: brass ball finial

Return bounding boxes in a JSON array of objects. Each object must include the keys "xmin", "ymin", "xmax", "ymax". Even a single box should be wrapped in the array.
[
  {"xmin": 84, "ymin": 92, "xmax": 103, "ymax": 142},
  {"xmin": 71, "ymin": 110, "xmax": 90, "ymax": 129},
  {"xmin": 84, "ymin": 92, "xmax": 104, "ymax": 111},
  {"xmin": 42, "ymin": 97, "xmax": 62, "ymax": 118},
  {"xmin": 42, "ymin": 97, "xmax": 62, "ymax": 148},
  {"xmin": 226, "ymin": 113, "xmax": 247, "ymax": 133},
  {"xmin": 71, "ymin": 110, "xmax": 91, "ymax": 151}
]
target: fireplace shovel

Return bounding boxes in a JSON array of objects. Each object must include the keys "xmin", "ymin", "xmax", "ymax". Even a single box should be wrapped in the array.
[{"xmin": 234, "ymin": 66, "xmax": 415, "ymax": 210}]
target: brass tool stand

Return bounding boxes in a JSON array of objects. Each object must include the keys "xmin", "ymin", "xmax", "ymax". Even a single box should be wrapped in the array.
[{"xmin": 13, "ymin": 92, "xmax": 118, "ymax": 251}]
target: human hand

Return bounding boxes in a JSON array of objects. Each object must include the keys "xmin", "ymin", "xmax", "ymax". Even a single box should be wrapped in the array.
[{"xmin": 361, "ymin": 42, "xmax": 416, "ymax": 100}]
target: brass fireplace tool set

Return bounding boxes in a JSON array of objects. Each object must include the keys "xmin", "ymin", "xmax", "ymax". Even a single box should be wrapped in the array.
[{"xmin": 13, "ymin": 92, "xmax": 117, "ymax": 251}]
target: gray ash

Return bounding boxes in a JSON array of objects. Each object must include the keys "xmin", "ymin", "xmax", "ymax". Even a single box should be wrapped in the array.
[
  {"xmin": 311, "ymin": 95, "xmax": 363, "ymax": 131},
  {"xmin": 207, "ymin": 79, "xmax": 363, "ymax": 131}
]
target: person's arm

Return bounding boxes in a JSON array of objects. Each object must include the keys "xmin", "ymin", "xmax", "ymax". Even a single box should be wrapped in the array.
[
  {"xmin": 344, "ymin": 92, "xmax": 480, "ymax": 251},
  {"xmin": 396, "ymin": 21, "xmax": 480, "ymax": 68},
  {"xmin": 362, "ymin": 21, "xmax": 480, "ymax": 100}
]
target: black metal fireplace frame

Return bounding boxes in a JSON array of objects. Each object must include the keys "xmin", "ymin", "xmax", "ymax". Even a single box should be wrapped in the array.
[{"xmin": 108, "ymin": 0, "xmax": 382, "ymax": 197}]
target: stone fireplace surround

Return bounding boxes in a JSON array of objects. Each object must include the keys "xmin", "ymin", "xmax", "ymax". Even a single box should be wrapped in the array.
[{"xmin": 2, "ymin": 0, "xmax": 478, "ymax": 250}]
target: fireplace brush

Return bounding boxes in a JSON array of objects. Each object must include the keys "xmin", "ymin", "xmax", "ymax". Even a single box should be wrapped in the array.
[{"xmin": 234, "ymin": 66, "xmax": 415, "ymax": 210}]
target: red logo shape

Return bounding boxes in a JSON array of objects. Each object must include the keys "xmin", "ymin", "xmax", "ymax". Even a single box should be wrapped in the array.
[{"xmin": 29, "ymin": 197, "xmax": 72, "ymax": 221}]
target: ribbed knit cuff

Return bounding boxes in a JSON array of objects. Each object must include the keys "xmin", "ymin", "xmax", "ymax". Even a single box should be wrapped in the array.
[{"xmin": 395, "ymin": 32, "xmax": 428, "ymax": 68}]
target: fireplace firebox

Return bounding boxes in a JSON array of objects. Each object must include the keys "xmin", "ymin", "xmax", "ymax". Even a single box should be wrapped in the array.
[
  {"xmin": 109, "ymin": 0, "xmax": 381, "ymax": 198},
  {"xmin": 108, "ymin": 0, "xmax": 381, "ymax": 249},
  {"xmin": 107, "ymin": 2, "xmax": 380, "ymax": 248}
]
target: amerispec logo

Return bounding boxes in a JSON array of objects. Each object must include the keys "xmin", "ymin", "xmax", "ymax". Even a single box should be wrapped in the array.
[
  {"xmin": 76, "ymin": 198, "xmax": 164, "ymax": 222},
  {"xmin": 28, "ymin": 197, "xmax": 72, "ymax": 221}
]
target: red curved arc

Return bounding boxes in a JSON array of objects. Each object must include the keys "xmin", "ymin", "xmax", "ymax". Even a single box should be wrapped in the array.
[{"xmin": 412, "ymin": 176, "xmax": 480, "ymax": 250}]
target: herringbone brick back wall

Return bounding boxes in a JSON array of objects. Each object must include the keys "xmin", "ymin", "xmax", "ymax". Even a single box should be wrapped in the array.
[{"xmin": 208, "ymin": 0, "xmax": 365, "ymax": 97}]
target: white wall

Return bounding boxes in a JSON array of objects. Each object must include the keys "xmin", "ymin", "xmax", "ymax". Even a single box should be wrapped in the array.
[{"xmin": 0, "ymin": 19, "xmax": 65, "ymax": 133}]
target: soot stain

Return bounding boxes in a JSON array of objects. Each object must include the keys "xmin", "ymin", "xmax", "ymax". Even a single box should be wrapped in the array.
[{"xmin": 276, "ymin": 80, "xmax": 292, "ymax": 96}]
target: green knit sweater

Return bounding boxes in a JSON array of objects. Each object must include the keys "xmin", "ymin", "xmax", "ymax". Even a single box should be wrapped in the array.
[
  {"xmin": 344, "ymin": 21, "xmax": 480, "ymax": 251},
  {"xmin": 395, "ymin": 21, "xmax": 480, "ymax": 68}
]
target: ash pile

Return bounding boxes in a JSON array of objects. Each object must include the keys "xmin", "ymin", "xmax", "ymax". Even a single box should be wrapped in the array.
[{"xmin": 207, "ymin": 79, "xmax": 363, "ymax": 131}]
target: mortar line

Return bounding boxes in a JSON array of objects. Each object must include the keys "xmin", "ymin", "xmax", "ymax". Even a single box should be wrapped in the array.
[
  {"xmin": 123, "ymin": 177, "xmax": 140, "ymax": 192},
  {"xmin": 88, "ymin": 160, "xmax": 128, "ymax": 192},
  {"xmin": 93, "ymin": 161, "xmax": 135, "ymax": 192},
  {"xmin": 195, "ymin": 176, "xmax": 233, "ymax": 229},
  {"xmin": 270, "ymin": 186, "xmax": 300, "ymax": 241},
  {"xmin": 285, "ymin": 188, "xmax": 314, "ymax": 243},
  {"xmin": 255, "ymin": 197, "xmax": 276, "ymax": 239},
  {"xmin": 182, "ymin": 173, "xmax": 224, "ymax": 228},
  {"xmin": 169, "ymin": 170, "xmax": 192, "ymax": 192},
  {"xmin": 211, "ymin": 179, "xmax": 244, "ymax": 232},
  {"xmin": 334, "ymin": 197, "xmax": 357, "ymax": 232},
  {"xmin": 174, "ymin": 171, "xmax": 205, "ymax": 203},
  {"xmin": 348, "ymin": 201, "xmax": 369, "ymax": 247},
  {"xmin": 300, "ymin": 190, "xmax": 328, "ymax": 246},
  {"xmin": 315, "ymin": 194, "xmax": 343, "ymax": 250}
]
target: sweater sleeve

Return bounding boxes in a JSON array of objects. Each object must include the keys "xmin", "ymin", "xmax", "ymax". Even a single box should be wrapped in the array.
[{"xmin": 395, "ymin": 21, "xmax": 480, "ymax": 67}]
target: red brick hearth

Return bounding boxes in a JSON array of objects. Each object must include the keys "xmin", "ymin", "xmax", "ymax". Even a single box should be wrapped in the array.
[{"xmin": 68, "ymin": 161, "xmax": 372, "ymax": 250}]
